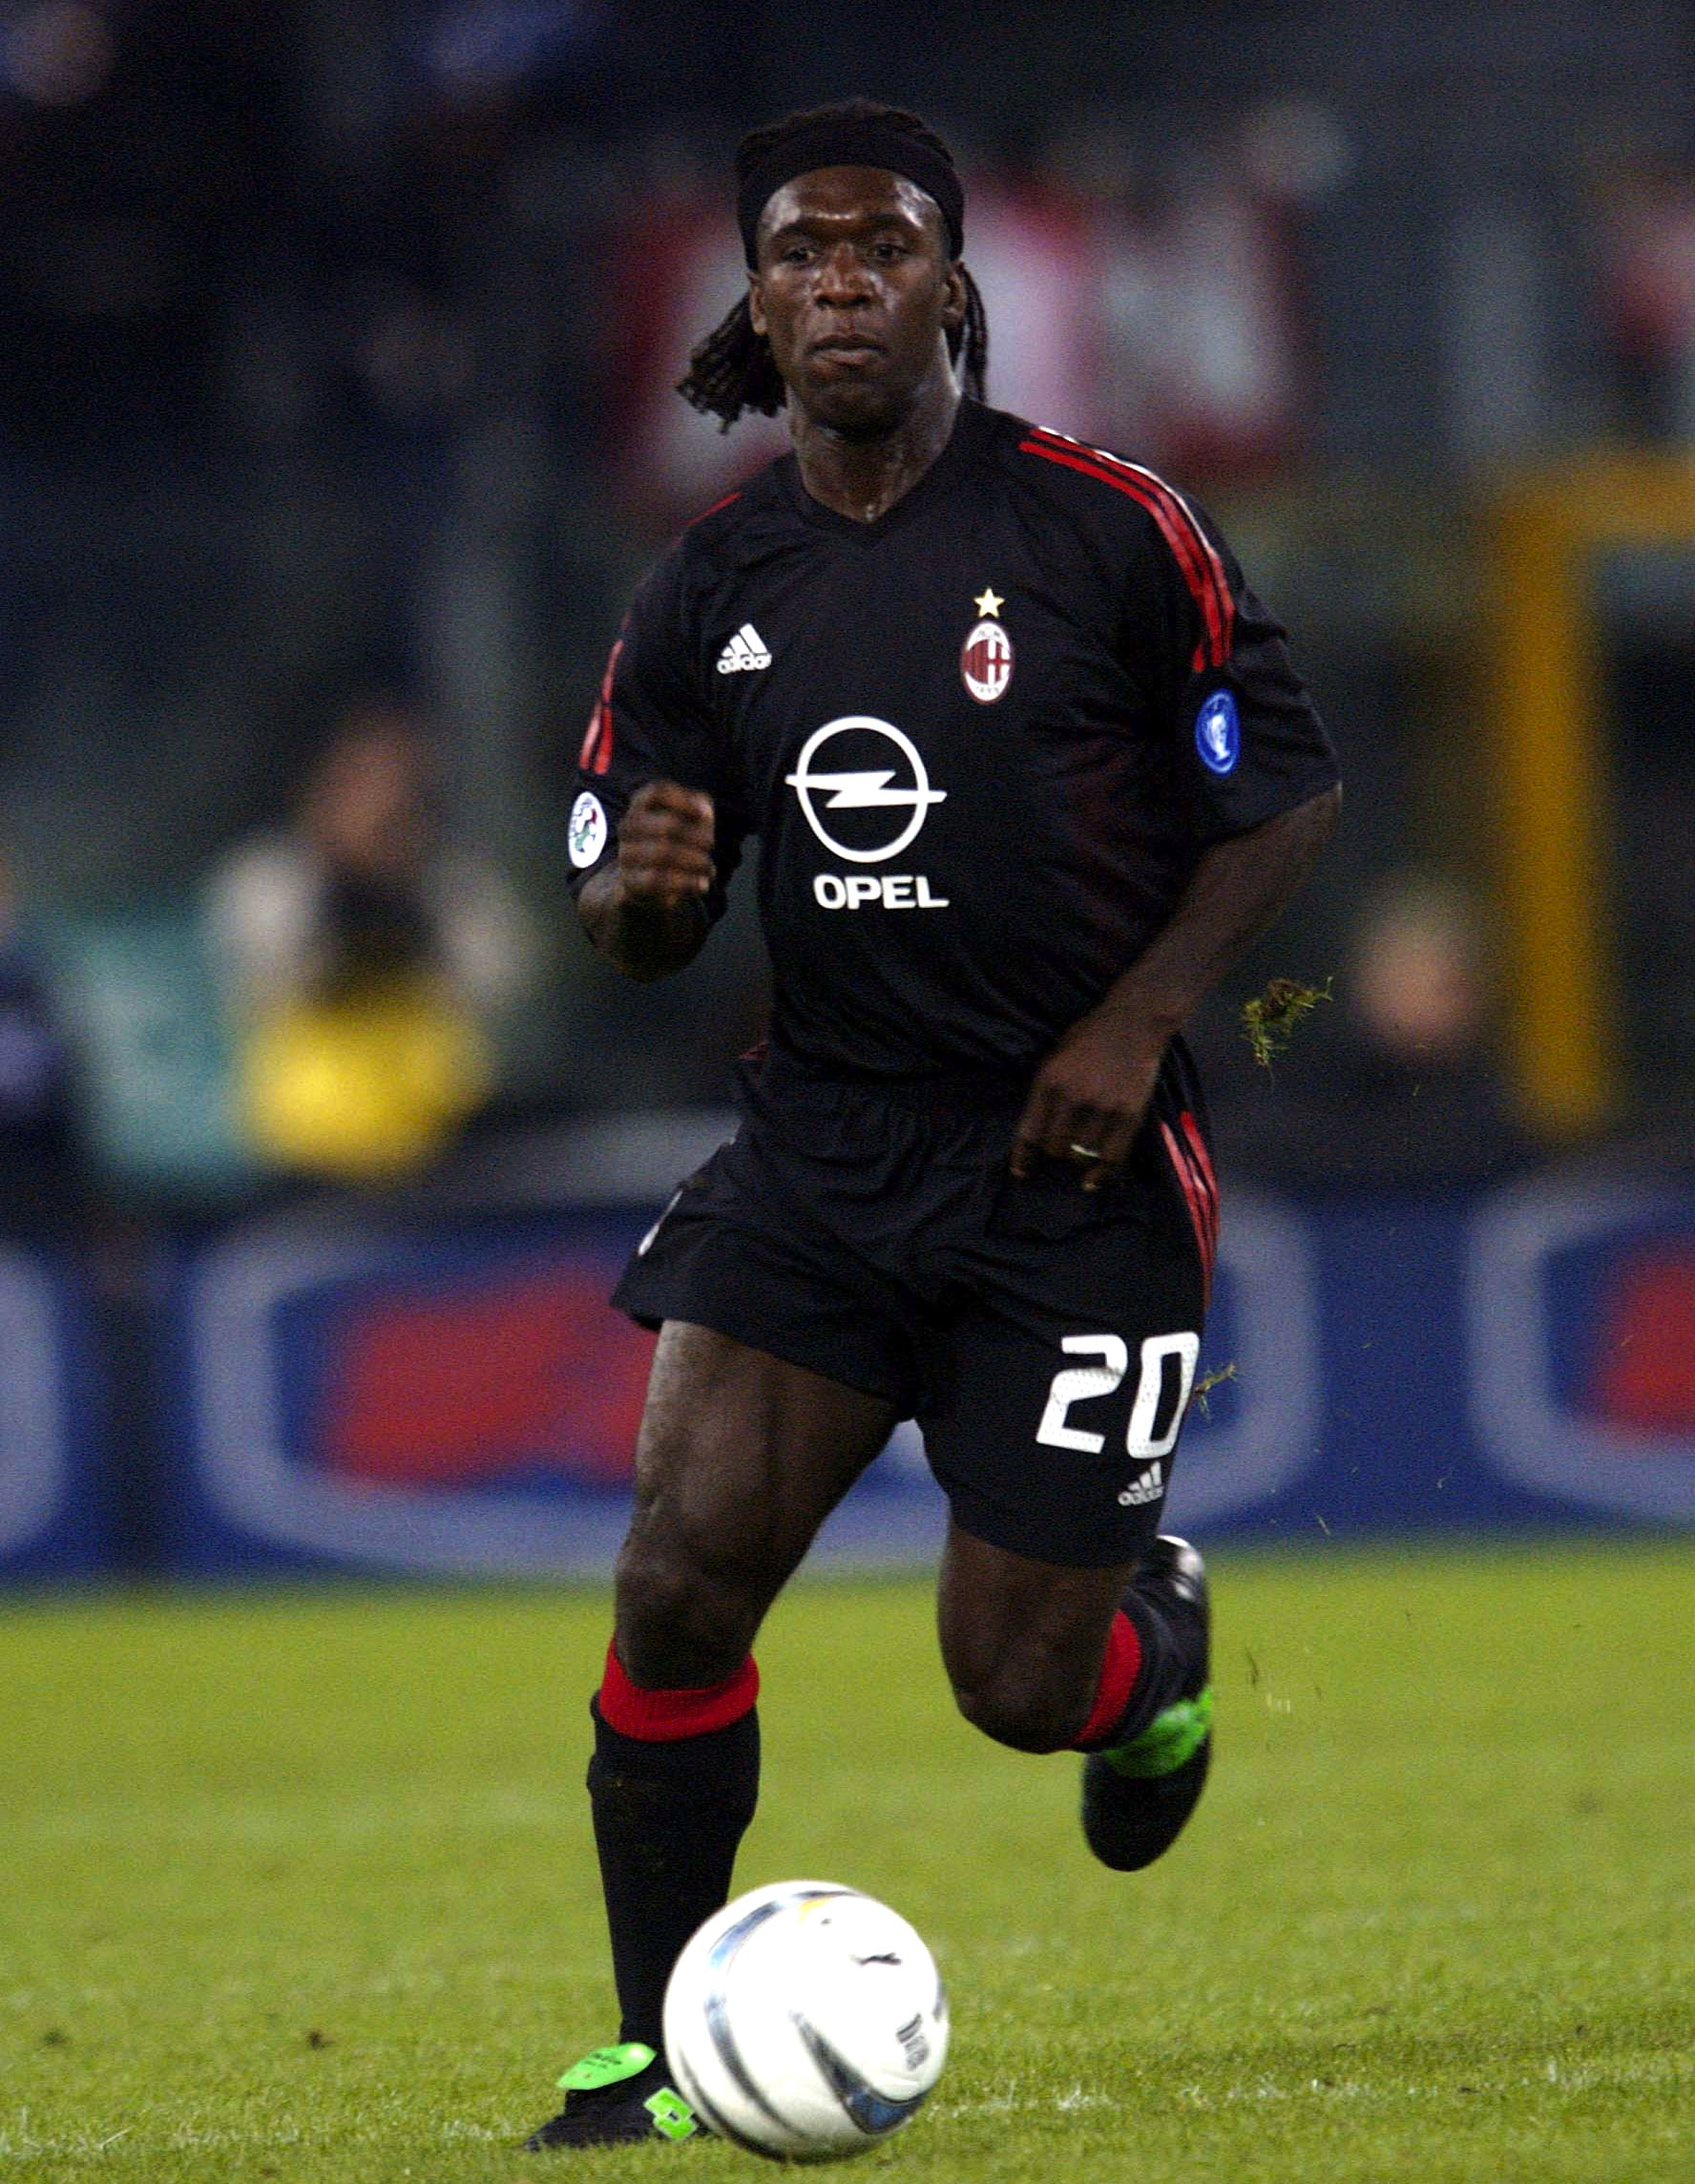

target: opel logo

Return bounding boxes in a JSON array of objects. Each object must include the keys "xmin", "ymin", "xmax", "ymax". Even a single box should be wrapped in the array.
[{"xmin": 785, "ymin": 716, "xmax": 947, "ymax": 864}]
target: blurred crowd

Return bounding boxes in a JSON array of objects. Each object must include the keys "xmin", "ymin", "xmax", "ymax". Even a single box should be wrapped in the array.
[
  {"xmin": 205, "ymin": 699, "xmax": 538, "ymax": 1184},
  {"xmin": 3, "ymin": 0, "xmax": 1695, "ymax": 1223}
]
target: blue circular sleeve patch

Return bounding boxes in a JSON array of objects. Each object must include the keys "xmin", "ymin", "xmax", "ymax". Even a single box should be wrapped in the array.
[{"xmin": 1195, "ymin": 689, "xmax": 1240, "ymax": 776}]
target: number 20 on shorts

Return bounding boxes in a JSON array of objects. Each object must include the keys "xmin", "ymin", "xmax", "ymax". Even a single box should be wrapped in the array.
[{"xmin": 1036, "ymin": 1332, "xmax": 1201, "ymax": 1459}]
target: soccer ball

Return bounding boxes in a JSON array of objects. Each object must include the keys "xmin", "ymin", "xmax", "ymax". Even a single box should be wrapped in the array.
[{"xmin": 661, "ymin": 1880, "xmax": 949, "ymax": 2162}]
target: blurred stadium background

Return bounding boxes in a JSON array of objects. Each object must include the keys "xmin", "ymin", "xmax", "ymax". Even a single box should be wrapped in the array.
[{"xmin": 2, "ymin": 0, "xmax": 1694, "ymax": 1580}]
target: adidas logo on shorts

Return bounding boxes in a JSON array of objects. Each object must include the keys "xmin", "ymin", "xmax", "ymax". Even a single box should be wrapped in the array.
[
  {"xmin": 716, "ymin": 623, "xmax": 772, "ymax": 674},
  {"xmin": 1118, "ymin": 1460, "xmax": 1163, "ymax": 1508}
]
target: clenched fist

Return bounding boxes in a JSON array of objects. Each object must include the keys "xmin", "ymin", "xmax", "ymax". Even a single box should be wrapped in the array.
[{"xmin": 617, "ymin": 780, "xmax": 717, "ymax": 911}]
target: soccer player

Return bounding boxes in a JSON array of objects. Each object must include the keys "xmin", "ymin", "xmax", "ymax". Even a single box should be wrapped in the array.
[{"xmin": 528, "ymin": 99, "xmax": 1339, "ymax": 2151}]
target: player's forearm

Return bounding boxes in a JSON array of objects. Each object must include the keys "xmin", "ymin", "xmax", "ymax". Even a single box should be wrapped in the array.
[
  {"xmin": 577, "ymin": 865, "xmax": 710, "ymax": 981},
  {"xmin": 1098, "ymin": 785, "xmax": 1341, "ymax": 1036}
]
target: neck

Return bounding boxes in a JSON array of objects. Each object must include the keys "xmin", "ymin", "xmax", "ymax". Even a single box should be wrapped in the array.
[{"xmin": 788, "ymin": 372, "xmax": 961, "ymax": 524}]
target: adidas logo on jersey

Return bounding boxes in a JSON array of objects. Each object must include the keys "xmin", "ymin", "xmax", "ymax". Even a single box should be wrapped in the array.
[
  {"xmin": 716, "ymin": 623, "xmax": 771, "ymax": 674},
  {"xmin": 1118, "ymin": 1460, "xmax": 1163, "ymax": 1508}
]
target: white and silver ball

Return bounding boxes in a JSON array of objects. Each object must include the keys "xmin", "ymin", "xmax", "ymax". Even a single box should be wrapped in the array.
[{"xmin": 662, "ymin": 1880, "xmax": 949, "ymax": 2163}]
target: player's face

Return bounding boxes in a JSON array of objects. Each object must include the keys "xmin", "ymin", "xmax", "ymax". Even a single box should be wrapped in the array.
[{"xmin": 749, "ymin": 167, "xmax": 966, "ymax": 435}]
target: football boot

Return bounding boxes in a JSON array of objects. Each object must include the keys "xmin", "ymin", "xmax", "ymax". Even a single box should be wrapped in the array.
[
  {"xmin": 525, "ymin": 2042, "xmax": 702, "ymax": 2151},
  {"xmin": 1081, "ymin": 1535, "xmax": 1213, "ymax": 1871}
]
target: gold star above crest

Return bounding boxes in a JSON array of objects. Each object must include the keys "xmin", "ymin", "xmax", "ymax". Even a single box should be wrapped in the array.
[{"xmin": 973, "ymin": 587, "xmax": 1004, "ymax": 619}]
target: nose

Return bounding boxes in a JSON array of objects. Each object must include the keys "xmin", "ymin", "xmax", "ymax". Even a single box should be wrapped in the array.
[{"xmin": 814, "ymin": 242, "xmax": 873, "ymax": 304}]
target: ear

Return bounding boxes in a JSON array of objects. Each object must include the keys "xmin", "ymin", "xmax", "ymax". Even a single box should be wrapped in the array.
[
  {"xmin": 940, "ymin": 261, "xmax": 967, "ymax": 333},
  {"xmin": 747, "ymin": 273, "xmax": 767, "ymax": 338}
]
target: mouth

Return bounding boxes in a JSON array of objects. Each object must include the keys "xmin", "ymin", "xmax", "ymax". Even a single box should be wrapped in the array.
[{"xmin": 808, "ymin": 336, "xmax": 885, "ymax": 363}]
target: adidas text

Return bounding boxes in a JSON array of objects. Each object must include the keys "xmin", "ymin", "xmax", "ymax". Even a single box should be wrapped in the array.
[
  {"xmin": 716, "ymin": 623, "xmax": 771, "ymax": 674},
  {"xmin": 1118, "ymin": 1460, "xmax": 1163, "ymax": 1508},
  {"xmin": 814, "ymin": 873, "xmax": 950, "ymax": 910}
]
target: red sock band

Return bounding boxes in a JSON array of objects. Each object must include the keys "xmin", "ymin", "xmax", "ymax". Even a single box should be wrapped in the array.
[
  {"xmin": 597, "ymin": 1641, "xmax": 760, "ymax": 1742},
  {"xmin": 1074, "ymin": 1610, "xmax": 1143, "ymax": 1750}
]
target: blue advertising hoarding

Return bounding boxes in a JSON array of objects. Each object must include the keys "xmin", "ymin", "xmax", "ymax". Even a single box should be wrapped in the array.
[
  {"xmin": 150, "ymin": 1167, "xmax": 1695, "ymax": 1577},
  {"xmin": 0, "ymin": 1243, "xmax": 105, "ymax": 1580}
]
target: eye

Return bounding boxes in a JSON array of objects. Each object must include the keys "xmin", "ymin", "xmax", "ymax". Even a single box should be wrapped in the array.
[{"xmin": 870, "ymin": 241, "xmax": 910, "ymax": 262}]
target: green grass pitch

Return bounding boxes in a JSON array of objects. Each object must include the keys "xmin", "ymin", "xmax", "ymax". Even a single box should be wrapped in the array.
[{"xmin": 5, "ymin": 1541, "xmax": 1693, "ymax": 2182}]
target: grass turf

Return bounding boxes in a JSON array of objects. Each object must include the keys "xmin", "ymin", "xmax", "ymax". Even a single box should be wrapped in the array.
[{"xmin": 3, "ymin": 1541, "xmax": 1692, "ymax": 2182}]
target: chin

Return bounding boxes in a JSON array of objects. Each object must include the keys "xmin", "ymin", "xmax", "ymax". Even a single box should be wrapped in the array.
[{"xmin": 796, "ymin": 373, "xmax": 908, "ymax": 437}]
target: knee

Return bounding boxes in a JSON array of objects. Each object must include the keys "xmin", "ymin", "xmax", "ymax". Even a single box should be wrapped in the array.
[
  {"xmin": 614, "ymin": 1515, "xmax": 766, "ymax": 1689},
  {"xmin": 952, "ymin": 1665, "xmax": 1092, "ymax": 1755}
]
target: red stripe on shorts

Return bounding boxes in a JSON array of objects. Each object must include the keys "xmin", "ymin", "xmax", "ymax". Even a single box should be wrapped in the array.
[{"xmin": 1161, "ymin": 1118, "xmax": 1217, "ymax": 1308}]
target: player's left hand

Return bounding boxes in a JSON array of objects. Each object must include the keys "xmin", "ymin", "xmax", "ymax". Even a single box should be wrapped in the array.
[{"xmin": 1010, "ymin": 1008, "xmax": 1166, "ymax": 1191}]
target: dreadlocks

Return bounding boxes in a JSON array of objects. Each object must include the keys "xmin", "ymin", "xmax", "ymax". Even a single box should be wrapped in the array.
[{"xmin": 678, "ymin": 99, "xmax": 989, "ymax": 431}]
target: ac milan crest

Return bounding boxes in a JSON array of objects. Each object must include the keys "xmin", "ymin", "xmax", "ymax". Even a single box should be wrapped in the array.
[{"xmin": 961, "ymin": 618, "xmax": 1014, "ymax": 703}]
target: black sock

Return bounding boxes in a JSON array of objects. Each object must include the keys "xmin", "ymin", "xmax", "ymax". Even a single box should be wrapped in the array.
[
  {"xmin": 1110, "ymin": 1586, "xmax": 1198, "ymax": 1746},
  {"xmin": 586, "ymin": 1699, "xmax": 761, "ymax": 2050}
]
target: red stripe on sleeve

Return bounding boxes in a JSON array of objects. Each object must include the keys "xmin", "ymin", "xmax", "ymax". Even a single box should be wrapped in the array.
[
  {"xmin": 686, "ymin": 491, "xmax": 742, "ymax": 529},
  {"xmin": 578, "ymin": 636, "xmax": 623, "ymax": 776},
  {"xmin": 1072, "ymin": 443, "xmax": 1234, "ymax": 666},
  {"xmin": 1023, "ymin": 430, "xmax": 1233, "ymax": 668},
  {"xmin": 1028, "ymin": 429, "xmax": 1233, "ymax": 646}
]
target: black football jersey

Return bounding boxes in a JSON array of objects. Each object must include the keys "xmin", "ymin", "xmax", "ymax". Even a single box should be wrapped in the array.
[{"xmin": 569, "ymin": 397, "xmax": 1336, "ymax": 1084}]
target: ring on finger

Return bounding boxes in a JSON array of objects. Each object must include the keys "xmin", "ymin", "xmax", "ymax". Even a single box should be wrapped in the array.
[{"xmin": 1068, "ymin": 1142, "xmax": 1104, "ymax": 1161}]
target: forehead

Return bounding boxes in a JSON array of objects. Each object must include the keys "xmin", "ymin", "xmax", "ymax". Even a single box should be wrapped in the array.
[{"xmin": 757, "ymin": 165, "xmax": 943, "ymax": 245}]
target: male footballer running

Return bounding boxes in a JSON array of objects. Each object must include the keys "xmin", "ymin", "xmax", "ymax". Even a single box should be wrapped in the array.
[{"xmin": 528, "ymin": 97, "xmax": 1339, "ymax": 2150}]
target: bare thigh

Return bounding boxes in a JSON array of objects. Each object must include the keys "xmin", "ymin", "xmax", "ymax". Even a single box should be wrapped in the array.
[{"xmin": 614, "ymin": 1320, "xmax": 900, "ymax": 1689}]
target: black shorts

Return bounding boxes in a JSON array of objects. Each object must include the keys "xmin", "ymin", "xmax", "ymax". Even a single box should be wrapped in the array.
[{"xmin": 613, "ymin": 1048, "xmax": 1216, "ymax": 1568}]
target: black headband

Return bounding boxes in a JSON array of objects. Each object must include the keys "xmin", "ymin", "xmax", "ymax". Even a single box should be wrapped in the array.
[{"xmin": 737, "ymin": 120, "xmax": 965, "ymax": 267}]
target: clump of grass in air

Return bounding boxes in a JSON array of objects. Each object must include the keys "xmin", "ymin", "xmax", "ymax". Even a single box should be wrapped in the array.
[
  {"xmin": 1241, "ymin": 975, "xmax": 1332, "ymax": 1068},
  {"xmin": 1189, "ymin": 1361, "xmax": 1239, "ymax": 1418}
]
